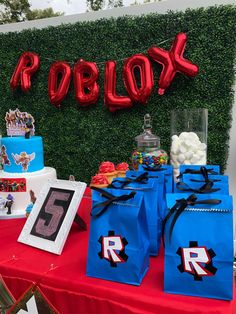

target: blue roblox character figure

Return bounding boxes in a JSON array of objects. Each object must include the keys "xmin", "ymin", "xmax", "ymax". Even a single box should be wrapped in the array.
[{"xmin": 86, "ymin": 187, "xmax": 150, "ymax": 286}]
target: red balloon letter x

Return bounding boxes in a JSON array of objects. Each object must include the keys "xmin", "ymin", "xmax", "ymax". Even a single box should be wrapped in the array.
[{"xmin": 148, "ymin": 32, "xmax": 199, "ymax": 95}]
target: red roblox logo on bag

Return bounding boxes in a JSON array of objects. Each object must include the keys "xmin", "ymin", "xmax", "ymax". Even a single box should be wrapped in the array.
[
  {"xmin": 98, "ymin": 230, "xmax": 128, "ymax": 267},
  {"xmin": 177, "ymin": 241, "xmax": 217, "ymax": 281}
]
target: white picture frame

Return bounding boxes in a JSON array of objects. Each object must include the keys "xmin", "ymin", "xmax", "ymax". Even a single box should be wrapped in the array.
[{"xmin": 18, "ymin": 179, "xmax": 86, "ymax": 255}]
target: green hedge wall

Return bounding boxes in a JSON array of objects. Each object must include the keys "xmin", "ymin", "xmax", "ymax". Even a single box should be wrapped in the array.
[{"xmin": 0, "ymin": 5, "xmax": 235, "ymax": 183}]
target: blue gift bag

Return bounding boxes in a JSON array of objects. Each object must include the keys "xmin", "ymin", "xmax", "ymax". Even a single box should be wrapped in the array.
[
  {"xmin": 164, "ymin": 193, "xmax": 234, "ymax": 300},
  {"xmin": 174, "ymin": 180, "xmax": 229, "ymax": 195},
  {"xmin": 86, "ymin": 187, "xmax": 150, "ymax": 285},
  {"xmin": 110, "ymin": 172, "xmax": 164, "ymax": 256},
  {"xmin": 138, "ymin": 164, "xmax": 174, "ymax": 193},
  {"xmin": 178, "ymin": 165, "xmax": 220, "ymax": 180}
]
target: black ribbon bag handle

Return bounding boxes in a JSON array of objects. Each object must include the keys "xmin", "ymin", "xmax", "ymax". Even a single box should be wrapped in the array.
[
  {"xmin": 109, "ymin": 172, "xmax": 149, "ymax": 189},
  {"xmin": 189, "ymin": 166, "xmax": 221, "ymax": 183},
  {"xmin": 176, "ymin": 181, "xmax": 220, "ymax": 194},
  {"xmin": 162, "ymin": 194, "xmax": 221, "ymax": 245},
  {"xmin": 91, "ymin": 186, "xmax": 136, "ymax": 217},
  {"xmin": 177, "ymin": 166, "xmax": 218, "ymax": 180}
]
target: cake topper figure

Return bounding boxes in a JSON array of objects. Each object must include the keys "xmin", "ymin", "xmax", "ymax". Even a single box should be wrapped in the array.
[
  {"xmin": 1, "ymin": 145, "xmax": 10, "ymax": 166},
  {"xmin": 0, "ymin": 194, "xmax": 14, "ymax": 215},
  {"xmin": 5, "ymin": 108, "xmax": 35, "ymax": 138},
  {"xmin": 5, "ymin": 194, "xmax": 14, "ymax": 215},
  {"xmin": 11, "ymin": 152, "xmax": 35, "ymax": 171},
  {"xmin": 24, "ymin": 114, "xmax": 34, "ymax": 139},
  {"xmin": 25, "ymin": 190, "xmax": 37, "ymax": 217}
]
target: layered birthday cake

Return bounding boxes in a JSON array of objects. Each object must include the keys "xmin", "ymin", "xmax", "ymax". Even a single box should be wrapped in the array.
[{"xmin": 0, "ymin": 109, "xmax": 56, "ymax": 218}]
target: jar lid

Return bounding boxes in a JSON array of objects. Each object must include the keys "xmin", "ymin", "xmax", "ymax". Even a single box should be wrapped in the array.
[{"xmin": 135, "ymin": 114, "xmax": 160, "ymax": 148}]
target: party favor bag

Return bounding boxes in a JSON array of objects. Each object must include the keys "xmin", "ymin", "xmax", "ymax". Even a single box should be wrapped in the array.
[
  {"xmin": 139, "ymin": 164, "xmax": 174, "ymax": 193},
  {"xmin": 164, "ymin": 193, "xmax": 233, "ymax": 300},
  {"xmin": 178, "ymin": 165, "xmax": 220, "ymax": 180},
  {"xmin": 86, "ymin": 187, "xmax": 150, "ymax": 286},
  {"xmin": 111, "ymin": 172, "xmax": 164, "ymax": 256}
]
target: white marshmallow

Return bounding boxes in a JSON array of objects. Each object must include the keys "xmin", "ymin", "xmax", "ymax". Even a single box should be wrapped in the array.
[
  {"xmin": 198, "ymin": 155, "xmax": 207, "ymax": 164},
  {"xmin": 191, "ymin": 144, "xmax": 199, "ymax": 153},
  {"xmin": 171, "ymin": 154, "xmax": 178, "ymax": 163},
  {"xmin": 185, "ymin": 151, "xmax": 193, "ymax": 160},
  {"xmin": 171, "ymin": 142, "xmax": 179, "ymax": 154},
  {"xmin": 198, "ymin": 143, "xmax": 207, "ymax": 151},
  {"xmin": 197, "ymin": 150, "xmax": 205, "ymax": 158},
  {"xmin": 190, "ymin": 154, "xmax": 200, "ymax": 164},
  {"xmin": 172, "ymin": 135, "xmax": 179, "ymax": 141},
  {"xmin": 184, "ymin": 139, "xmax": 193, "ymax": 148},
  {"xmin": 189, "ymin": 132, "xmax": 199, "ymax": 141},
  {"xmin": 179, "ymin": 145, "xmax": 187, "ymax": 154},
  {"xmin": 177, "ymin": 154, "xmax": 185, "ymax": 163},
  {"xmin": 179, "ymin": 132, "xmax": 189, "ymax": 140}
]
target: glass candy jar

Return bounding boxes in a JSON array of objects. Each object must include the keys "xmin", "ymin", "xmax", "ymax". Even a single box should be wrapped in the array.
[
  {"xmin": 132, "ymin": 114, "xmax": 168, "ymax": 170},
  {"xmin": 170, "ymin": 108, "xmax": 208, "ymax": 177}
]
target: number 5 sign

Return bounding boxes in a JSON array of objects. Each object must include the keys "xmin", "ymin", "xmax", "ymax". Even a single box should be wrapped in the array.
[{"xmin": 18, "ymin": 179, "xmax": 86, "ymax": 254}]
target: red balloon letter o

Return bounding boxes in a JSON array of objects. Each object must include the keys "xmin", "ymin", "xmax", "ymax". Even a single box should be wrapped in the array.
[{"xmin": 123, "ymin": 54, "xmax": 154, "ymax": 104}]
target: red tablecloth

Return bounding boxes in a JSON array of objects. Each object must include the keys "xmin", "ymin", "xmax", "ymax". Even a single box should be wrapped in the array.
[{"xmin": 0, "ymin": 189, "xmax": 235, "ymax": 314}]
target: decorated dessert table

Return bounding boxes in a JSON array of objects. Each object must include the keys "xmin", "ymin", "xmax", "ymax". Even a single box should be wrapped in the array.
[
  {"xmin": 0, "ymin": 189, "xmax": 234, "ymax": 314},
  {"xmin": 0, "ymin": 2, "xmax": 235, "ymax": 313}
]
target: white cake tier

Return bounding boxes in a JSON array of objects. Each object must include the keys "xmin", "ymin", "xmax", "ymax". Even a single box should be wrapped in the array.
[{"xmin": 0, "ymin": 167, "xmax": 57, "ymax": 219}]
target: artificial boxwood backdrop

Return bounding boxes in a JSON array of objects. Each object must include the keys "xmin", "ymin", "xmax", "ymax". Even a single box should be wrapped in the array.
[{"xmin": 0, "ymin": 5, "xmax": 235, "ymax": 183}]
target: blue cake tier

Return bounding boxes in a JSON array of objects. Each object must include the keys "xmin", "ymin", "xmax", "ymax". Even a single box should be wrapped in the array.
[{"xmin": 2, "ymin": 136, "xmax": 44, "ymax": 173}]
